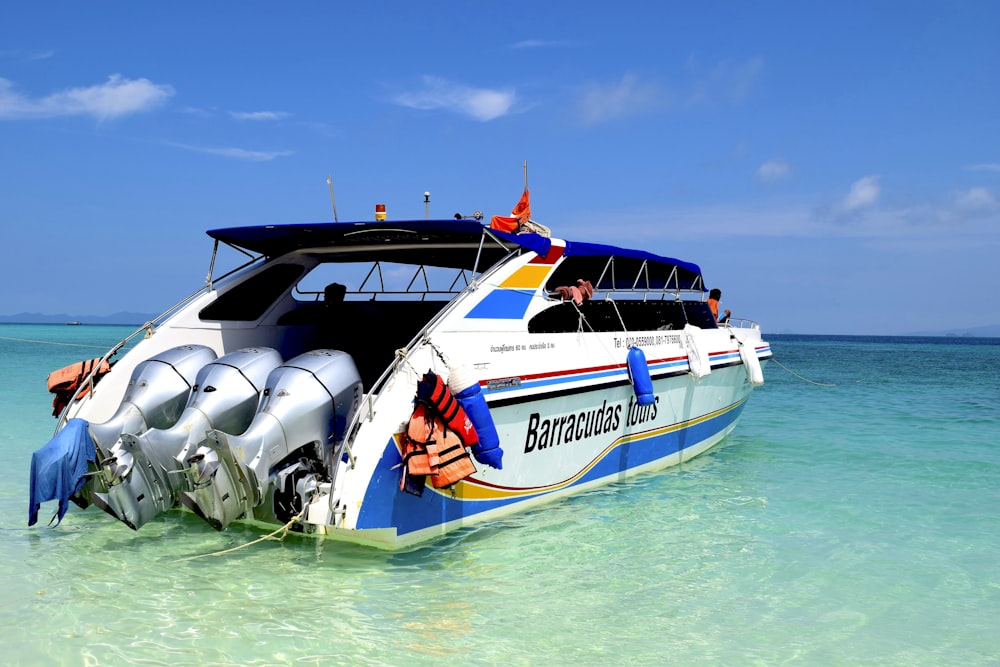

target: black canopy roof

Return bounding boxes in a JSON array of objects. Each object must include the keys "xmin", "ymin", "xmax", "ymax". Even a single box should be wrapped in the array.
[{"xmin": 207, "ymin": 220, "xmax": 704, "ymax": 290}]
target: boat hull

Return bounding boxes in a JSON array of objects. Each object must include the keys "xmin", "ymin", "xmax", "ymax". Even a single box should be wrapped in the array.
[
  {"xmin": 33, "ymin": 217, "xmax": 772, "ymax": 549},
  {"xmin": 314, "ymin": 359, "xmax": 758, "ymax": 549}
]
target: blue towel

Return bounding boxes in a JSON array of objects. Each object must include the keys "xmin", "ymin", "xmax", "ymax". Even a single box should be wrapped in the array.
[{"xmin": 28, "ymin": 418, "xmax": 96, "ymax": 527}]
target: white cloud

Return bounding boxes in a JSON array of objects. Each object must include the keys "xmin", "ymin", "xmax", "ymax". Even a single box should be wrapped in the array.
[
  {"xmin": 843, "ymin": 175, "xmax": 881, "ymax": 211},
  {"xmin": 954, "ymin": 187, "xmax": 998, "ymax": 213},
  {"xmin": 577, "ymin": 58, "xmax": 762, "ymax": 125},
  {"xmin": 967, "ymin": 163, "xmax": 1000, "ymax": 173},
  {"xmin": 167, "ymin": 142, "xmax": 293, "ymax": 161},
  {"xmin": 0, "ymin": 48, "xmax": 54, "ymax": 61},
  {"xmin": 510, "ymin": 39, "xmax": 574, "ymax": 49},
  {"xmin": 578, "ymin": 73, "xmax": 666, "ymax": 125},
  {"xmin": 564, "ymin": 193, "xmax": 1000, "ymax": 246},
  {"xmin": 758, "ymin": 159, "xmax": 790, "ymax": 183},
  {"xmin": 393, "ymin": 76, "xmax": 516, "ymax": 121},
  {"xmin": 0, "ymin": 74, "xmax": 174, "ymax": 120},
  {"xmin": 230, "ymin": 110, "xmax": 291, "ymax": 121},
  {"xmin": 686, "ymin": 57, "xmax": 763, "ymax": 106}
]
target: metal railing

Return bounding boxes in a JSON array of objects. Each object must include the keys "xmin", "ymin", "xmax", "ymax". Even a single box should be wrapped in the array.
[
  {"xmin": 724, "ymin": 318, "xmax": 760, "ymax": 330},
  {"xmin": 52, "ymin": 283, "xmax": 215, "ymax": 433}
]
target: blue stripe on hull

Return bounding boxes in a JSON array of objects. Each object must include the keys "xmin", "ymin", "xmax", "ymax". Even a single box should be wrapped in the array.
[
  {"xmin": 464, "ymin": 288, "xmax": 535, "ymax": 319},
  {"xmin": 355, "ymin": 398, "xmax": 747, "ymax": 537}
]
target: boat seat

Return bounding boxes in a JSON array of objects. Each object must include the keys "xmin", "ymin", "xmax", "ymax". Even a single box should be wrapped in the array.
[
  {"xmin": 683, "ymin": 301, "xmax": 718, "ymax": 329},
  {"xmin": 276, "ymin": 283, "xmax": 347, "ymax": 326}
]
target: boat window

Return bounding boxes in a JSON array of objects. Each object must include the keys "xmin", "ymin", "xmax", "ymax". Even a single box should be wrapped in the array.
[
  {"xmin": 199, "ymin": 263, "xmax": 305, "ymax": 321},
  {"xmin": 528, "ymin": 299, "xmax": 717, "ymax": 333},
  {"xmin": 293, "ymin": 261, "xmax": 471, "ymax": 302},
  {"xmin": 545, "ymin": 254, "xmax": 698, "ymax": 295},
  {"xmin": 531, "ymin": 254, "xmax": 714, "ymax": 333}
]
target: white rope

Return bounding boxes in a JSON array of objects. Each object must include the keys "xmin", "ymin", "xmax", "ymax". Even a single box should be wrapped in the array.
[
  {"xmin": 770, "ymin": 358, "xmax": 837, "ymax": 387},
  {"xmin": 606, "ymin": 296, "xmax": 628, "ymax": 334},
  {"xmin": 394, "ymin": 347, "xmax": 415, "ymax": 373},
  {"xmin": 172, "ymin": 508, "xmax": 306, "ymax": 562},
  {"xmin": 563, "ymin": 299, "xmax": 621, "ymax": 366}
]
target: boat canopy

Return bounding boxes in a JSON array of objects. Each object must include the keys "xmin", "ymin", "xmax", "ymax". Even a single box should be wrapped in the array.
[
  {"xmin": 207, "ymin": 220, "xmax": 704, "ymax": 291},
  {"xmin": 207, "ymin": 220, "xmax": 509, "ymax": 269},
  {"xmin": 490, "ymin": 229, "xmax": 704, "ymax": 292}
]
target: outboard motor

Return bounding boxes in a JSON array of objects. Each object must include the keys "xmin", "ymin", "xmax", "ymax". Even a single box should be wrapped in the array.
[
  {"xmin": 88, "ymin": 345, "xmax": 218, "ymax": 461},
  {"xmin": 181, "ymin": 349, "xmax": 362, "ymax": 530},
  {"xmin": 94, "ymin": 347, "xmax": 282, "ymax": 530}
]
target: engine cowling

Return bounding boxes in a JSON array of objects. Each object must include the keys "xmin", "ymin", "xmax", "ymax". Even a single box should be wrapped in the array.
[
  {"xmin": 182, "ymin": 349, "xmax": 362, "ymax": 530},
  {"xmin": 87, "ymin": 344, "xmax": 218, "ymax": 464},
  {"xmin": 93, "ymin": 347, "xmax": 283, "ymax": 530}
]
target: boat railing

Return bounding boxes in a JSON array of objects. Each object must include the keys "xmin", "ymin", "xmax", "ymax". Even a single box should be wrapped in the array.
[
  {"xmin": 52, "ymin": 283, "xmax": 217, "ymax": 433},
  {"xmin": 295, "ymin": 287, "xmax": 462, "ymax": 302},
  {"xmin": 294, "ymin": 262, "xmax": 473, "ymax": 303},
  {"xmin": 357, "ymin": 262, "xmax": 472, "ymax": 299},
  {"xmin": 725, "ymin": 318, "xmax": 760, "ymax": 331},
  {"xmin": 53, "ymin": 244, "xmax": 277, "ymax": 432},
  {"xmin": 585, "ymin": 288, "xmax": 705, "ymax": 301},
  {"xmin": 52, "ymin": 243, "xmax": 277, "ymax": 433}
]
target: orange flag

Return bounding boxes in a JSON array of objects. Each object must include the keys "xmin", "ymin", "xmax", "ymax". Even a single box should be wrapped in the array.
[
  {"xmin": 511, "ymin": 188, "xmax": 531, "ymax": 222},
  {"xmin": 489, "ymin": 215, "xmax": 519, "ymax": 232},
  {"xmin": 490, "ymin": 189, "xmax": 531, "ymax": 232}
]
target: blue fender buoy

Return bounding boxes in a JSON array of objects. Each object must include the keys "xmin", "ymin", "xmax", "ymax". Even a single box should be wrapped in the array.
[
  {"xmin": 627, "ymin": 346, "xmax": 655, "ymax": 405},
  {"xmin": 448, "ymin": 365, "xmax": 503, "ymax": 469}
]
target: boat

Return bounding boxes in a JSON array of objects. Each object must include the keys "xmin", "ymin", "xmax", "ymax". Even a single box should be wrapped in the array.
[{"xmin": 27, "ymin": 193, "xmax": 771, "ymax": 549}]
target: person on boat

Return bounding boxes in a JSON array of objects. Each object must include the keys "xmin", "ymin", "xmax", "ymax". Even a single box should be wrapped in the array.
[{"xmin": 708, "ymin": 288, "xmax": 730, "ymax": 324}]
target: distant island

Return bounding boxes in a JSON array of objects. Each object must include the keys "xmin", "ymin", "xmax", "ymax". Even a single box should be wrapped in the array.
[
  {"xmin": 0, "ymin": 312, "xmax": 158, "ymax": 326},
  {"xmin": 903, "ymin": 324, "xmax": 1000, "ymax": 338}
]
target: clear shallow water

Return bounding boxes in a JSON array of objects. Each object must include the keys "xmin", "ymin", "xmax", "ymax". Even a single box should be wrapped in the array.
[{"xmin": 2, "ymin": 325, "xmax": 998, "ymax": 665}]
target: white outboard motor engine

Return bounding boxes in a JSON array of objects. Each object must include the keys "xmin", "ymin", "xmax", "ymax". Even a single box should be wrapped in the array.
[
  {"xmin": 88, "ymin": 345, "xmax": 218, "ymax": 464},
  {"xmin": 94, "ymin": 347, "xmax": 283, "ymax": 530},
  {"xmin": 182, "ymin": 349, "xmax": 362, "ymax": 531}
]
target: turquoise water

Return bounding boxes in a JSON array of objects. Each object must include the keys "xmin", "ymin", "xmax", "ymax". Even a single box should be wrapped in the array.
[{"xmin": 2, "ymin": 325, "xmax": 998, "ymax": 665}]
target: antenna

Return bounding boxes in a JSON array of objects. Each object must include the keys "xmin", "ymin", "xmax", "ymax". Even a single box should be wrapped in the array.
[
  {"xmin": 523, "ymin": 159, "xmax": 528, "ymax": 190},
  {"xmin": 424, "ymin": 191, "xmax": 430, "ymax": 220},
  {"xmin": 326, "ymin": 175, "xmax": 339, "ymax": 222}
]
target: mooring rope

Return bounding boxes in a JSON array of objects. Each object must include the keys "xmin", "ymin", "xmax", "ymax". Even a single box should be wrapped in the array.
[
  {"xmin": 605, "ymin": 296, "xmax": 628, "ymax": 334},
  {"xmin": 423, "ymin": 337, "xmax": 450, "ymax": 368},
  {"xmin": 172, "ymin": 508, "xmax": 306, "ymax": 563},
  {"xmin": 0, "ymin": 335, "xmax": 110, "ymax": 350},
  {"xmin": 770, "ymin": 357, "xmax": 837, "ymax": 387}
]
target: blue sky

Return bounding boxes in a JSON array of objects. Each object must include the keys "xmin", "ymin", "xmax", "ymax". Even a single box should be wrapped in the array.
[{"xmin": 2, "ymin": 2, "xmax": 998, "ymax": 335}]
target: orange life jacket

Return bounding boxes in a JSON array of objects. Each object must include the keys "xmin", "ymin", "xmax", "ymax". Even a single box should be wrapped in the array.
[
  {"xmin": 417, "ymin": 371, "xmax": 478, "ymax": 447},
  {"xmin": 399, "ymin": 402, "xmax": 476, "ymax": 493},
  {"xmin": 428, "ymin": 424, "xmax": 476, "ymax": 489},
  {"xmin": 47, "ymin": 357, "xmax": 112, "ymax": 418},
  {"xmin": 401, "ymin": 403, "xmax": 440, "ymax": 477}
]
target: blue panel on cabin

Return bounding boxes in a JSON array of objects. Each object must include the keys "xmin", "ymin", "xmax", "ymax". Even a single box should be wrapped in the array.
[{"xmin": 465, "ymin": 289, "xmax": 535, "ymax": 320}]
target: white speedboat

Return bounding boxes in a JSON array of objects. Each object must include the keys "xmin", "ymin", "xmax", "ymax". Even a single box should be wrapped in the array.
[{"xmin": 29, "ymin": 203, "xmax": 770, "ymax": 549}]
